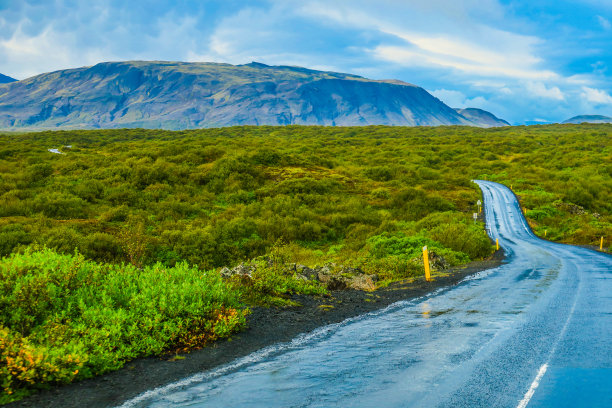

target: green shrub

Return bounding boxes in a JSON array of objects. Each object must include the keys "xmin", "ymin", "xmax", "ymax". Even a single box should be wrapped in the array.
[
  {"xmin": 31, "ymin": 193, "xmax": 87, "ymax": 219},
  {"xmin": 81, "ymin": 232, "xmax": 123, "ymax": 263},
  {"xmin": 0, "ymin": 248, "xmax": 247, "ymax": 401},
  {"xmin": 418, "ymin": 212, "xmax": 492, "ymax": 259},
  {"xmin": 364, "ymin": 166, "xmax": 393, "ymax": 181},
  {"xmin": 0, "ymin": 224, "xmax": 32, "ymax": 257}
]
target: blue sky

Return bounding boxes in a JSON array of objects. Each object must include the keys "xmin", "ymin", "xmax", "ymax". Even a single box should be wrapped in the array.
[{"xmin": 1, "ymin": 0, "xmax": 612, "ymax": 124}]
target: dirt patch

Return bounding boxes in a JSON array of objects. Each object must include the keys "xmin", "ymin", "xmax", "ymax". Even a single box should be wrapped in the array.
[{"xmin": 8, "ymin": 251, "xmax": 505, "ymax": 408}]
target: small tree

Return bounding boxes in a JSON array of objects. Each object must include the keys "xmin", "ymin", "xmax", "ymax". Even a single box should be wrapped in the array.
[{"xmin": 119, "ymin": 221, "xmax": 148, "ymax": 268}]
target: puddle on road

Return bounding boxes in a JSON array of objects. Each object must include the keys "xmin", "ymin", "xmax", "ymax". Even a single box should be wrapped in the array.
[
  {"xmin": 417, "ymin": 304, "xmax": 455, "ymax": 319},
  {"xmin": 500, "ymin": 310, "xmax": 522, "ymax": 315}
]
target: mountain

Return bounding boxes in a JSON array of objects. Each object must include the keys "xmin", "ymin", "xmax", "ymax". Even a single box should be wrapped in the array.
[
  {"xmin": 0, "ymin": 74, "xmax": 16, "ymax": 84},
  {"xmin": 0, "ymin": 61, "xmax": 502, "ymax": 130},
  {"xmin": 454, "ymin": 108, "xmax": 510, "ymax": 127},
  {"xmin": 562, "ymin": 115, "xmax": 612, "ymax": 124}
]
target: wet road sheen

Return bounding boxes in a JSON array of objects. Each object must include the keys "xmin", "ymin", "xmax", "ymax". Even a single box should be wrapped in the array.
[{"xmin": 121, "ymin": 181, "xmax": 612, "ymax": 408}]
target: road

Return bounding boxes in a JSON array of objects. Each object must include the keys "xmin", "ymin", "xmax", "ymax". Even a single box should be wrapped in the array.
[{"xmin": 121, "ymin": 180, "xmax": 612, "ymax": 408}]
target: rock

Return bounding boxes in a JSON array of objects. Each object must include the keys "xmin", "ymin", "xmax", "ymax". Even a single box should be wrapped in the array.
[
  {"xmin": 312, "ymin": 263, "xmax": 378, "ymax": 291},
  {"xmin": 347, "ymin": 275, "xmax": 377, "ymax": 291},
  {"xmin": 221, "ymin": 259, "xmax": 378, "ymax": 291},
  {"xmin": 410, "ymin": 251, "xmax": 449, "ymax": 271},
  {"xmin": 316, "ymin": 270, "xmax": 331, "ymax": 284},
  {"xmin": 567, "ymin": 204, "xmax": 586, "ymax": 215},
  {"xmin": 220, "ymin": 263, "xmax": 255, "ymax": 279},
  {"xmin": 315, "ymin": 264, "xmax": 335, "ymax": 282},
  {"xmin": 429, "ymin": 252, "xmax": 449, "ymax": 270},
  {"xmin": 219, "ymin": 267, "xmax": 232, "ymax": 278},
  {"xmin": 338, "ymin": 266, "xmax": 365, "ymax": 275},
  {"xmin": 325, "ymin": 275, "xmax": 350, "ymax": 291},
  {"xmin": 295, "ymin": 264, "xmax": 316, "ymax": 280},
  {"xmin": 553, "ymin": 201, "xmax": 586, "ymax": 215}
]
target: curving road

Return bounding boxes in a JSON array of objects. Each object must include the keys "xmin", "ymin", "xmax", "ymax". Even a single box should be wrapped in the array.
[{"xmin": 121, "ymin": 181, "xmax": 612, "ymax": 408}]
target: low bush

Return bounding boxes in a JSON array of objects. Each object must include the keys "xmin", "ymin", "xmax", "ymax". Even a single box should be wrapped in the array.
[{"xmin": 0, "ymin": 248, "xmax": 247, "ymax": 402}]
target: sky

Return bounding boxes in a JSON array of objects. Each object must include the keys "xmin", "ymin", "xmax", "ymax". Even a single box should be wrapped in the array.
[{"xmin": 1, "ymin": 0, "xmax": 612, "ymax": 124}]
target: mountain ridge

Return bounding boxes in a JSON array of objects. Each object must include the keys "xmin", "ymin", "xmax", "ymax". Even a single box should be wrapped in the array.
[
  {"xmin": 562, "ymin": 114, "xmax": 612, "ymax": 124},
  {"xmin": 0, "ymin": 61, "xmax": 507, "ymax": 130},
  {"xmin": 0, "ymin": 73, "xmax": 16, "ymax": 84},
  {"xmin": 454, "ymin": 108, "xmax": 510, "ymax": 128}
]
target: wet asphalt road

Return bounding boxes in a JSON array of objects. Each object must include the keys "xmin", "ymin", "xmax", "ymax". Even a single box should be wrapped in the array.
[{"xmin": 121, "ymin": 180, "xmax": 612, "ymax": 408}]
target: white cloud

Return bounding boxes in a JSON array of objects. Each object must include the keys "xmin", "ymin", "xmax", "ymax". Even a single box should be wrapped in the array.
[
  {"xmin": 372, "ymin": 44, "xmax": 557, "ymax": 80},
  {"xmin": 526, "ymin": 82, "xmax": 565, "ymax": 100},
  {"xmin": 469, "ymin": 79, "xmax": 508, "ymax": 88},
  {"xmin": 460, "ymin": 95, "xmax": 487, "ymax": 108},
  {"xmin": 193, "ymin": 5, "xmax": 321, "ymax": 67},
  {"xmin": 581, "ymin": 86, "xmax": 612, "ymax": 104},
  {"xmin": 433, "ymin": 89, "xmax": 505, "ymax": 118},
  {"xmin": 597, "ymin": 15, "xmax": 611, "ymax": 30},
  {"xmin": 0, "ymin": 23, "xmax": 107, "ymax": 79},
  {"xmin": 591, "ymin": 61, "xmax": 607, "ymax": 75},
  {"xmin": 431, "ymin": 89, "xmax": 467, "ymax": 107},
  {"xmin": 565, "ymin": 74, "xmax": 594, "ymax": 85},
  {"xmin": 297, "ymin": 1, "xmax": 557, "ymax": 81}
]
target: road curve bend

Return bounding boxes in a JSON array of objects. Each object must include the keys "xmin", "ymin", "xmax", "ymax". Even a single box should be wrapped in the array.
[{"xmin": 121, "ymin": 181, "xmax": 612, "ymax": 408}]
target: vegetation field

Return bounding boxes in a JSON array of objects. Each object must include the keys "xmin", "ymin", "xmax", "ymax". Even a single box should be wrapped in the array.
[{"xmin": 0, "ymin": 124, "xmax": 610, "ymax": 401}]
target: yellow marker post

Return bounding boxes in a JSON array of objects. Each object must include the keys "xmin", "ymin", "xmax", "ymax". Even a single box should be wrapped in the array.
[
  {"xmin": 423, "ymin": 246, "xmax": 431, "ymax": 282},
  {"xmin": 601, "ymin": 236, "xmax": 604, "ymax": 251},
  {"xmin": 544, "ymin": 230, "xmax": 547, "ymax": 237},
  {"xmin": 496, "ymin": 238, "xmax": 499, "ymax": 251}
]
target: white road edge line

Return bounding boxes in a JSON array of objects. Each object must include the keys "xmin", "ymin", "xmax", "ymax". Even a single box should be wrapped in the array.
[
  {"xmin": 516, "ymin": 363, "xmax": 548, "ymax": 408},
  {"xmin": 513, "ymin": 253, "xmax": 580, "ymax": 408}
]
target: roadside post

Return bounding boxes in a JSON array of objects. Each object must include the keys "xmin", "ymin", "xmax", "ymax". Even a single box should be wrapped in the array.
[
  {"xmin": 422, "ymin": 246, "xmax": 431, "ymax": 282},
  {"xmin": 473, "ymin": 212, "xmax": 478, "ymax": 224},
  {"xmin": 496, "ymin": 238, "xmax": 499, "ymax": 251},
  {"xmin": 601, "ymin": 236, "xmax": 604, "ymax": 251},
  {"xmin": 477, "ymin": 199, "xmax": 482, "ymax": 213}
]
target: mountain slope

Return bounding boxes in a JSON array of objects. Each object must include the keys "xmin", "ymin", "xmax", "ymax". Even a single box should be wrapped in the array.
[
  {"xmin": 454, "ymin": 108, "xmax": 510, "ymax": 127},
  {"xmin": 0, "ymin": 61, "xmax": 495, "ymax": 130},
  {"xmin": 562, "ymin": 115, "xmax": 612, "ymax": 124},
  {"xmin": 0, "ymin": 73, "xmax": 16, "ymax": 84}
]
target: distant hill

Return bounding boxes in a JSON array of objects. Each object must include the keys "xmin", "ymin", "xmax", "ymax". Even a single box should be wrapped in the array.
[
  {"xmin": 0, "ymin": 74, "xmax": 16, "ymax": 84},
  {"xmin": 454, "ymin": 108, "xmax": 510, "ymax": 127},
  {"xmin": 0, "ymin": 61, "xmax": 503, "ymax": 130},
  {"xmin": 562, "ymin": 115, "xmax": 612, "ymax": 124}
]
